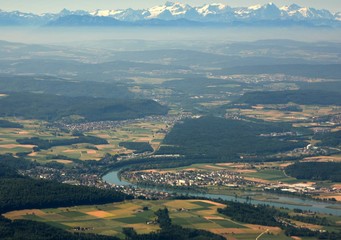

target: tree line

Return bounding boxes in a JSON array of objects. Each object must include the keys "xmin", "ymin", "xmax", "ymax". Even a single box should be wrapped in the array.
[
  {"xmin": 158, "ymin": 116, "xmax": 306, "ymax": 159},
  {"xmin": 119, "ymin": 142, "xmax": 153, "ymax": 154},
  {"xmin": 0, "ymin": 92, "xmax": 168, "ymax": 122},
  {"xmin": 217, "ymin": 201, "xmax": 340, "ymax": 239},
  {"xmin": 286, "ymin": 162, "xmax": 341, "ymax": 182},
  {"xmin": 0, "ymin": 119, "xmax": 23, "ymax": 128},
  {"xmin": 237, "ymin": 90, "xmax": 341, "ymax": 106},
  {"xmin": 123, "ymin": 208, "xmax": 225, "ymax": 240},
  {"xmin": 17, "ymin": 135, "xmax": 108, "ymax": 150}
]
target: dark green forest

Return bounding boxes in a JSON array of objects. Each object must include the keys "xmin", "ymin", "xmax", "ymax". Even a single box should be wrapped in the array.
[
  {"xmin": 162, "ymin": 77, "xmax": 243, "ymax": 95},
  {"xmin": 0, "ymin": 154, "xmax": 35, "ymax": 171},
  {"xmin": 0, "ymin": 177, "xmax": 131, "ymax": 213},
  {"xmin": 0, "ymin": 76, "xmax": 132, "ymax": 99},
  {"xmin": 237, "ymin": 90, "xmax": 341, "ymax": 106},
  {"xmin": 0, "ymin": 154, "xmax": 134, "ymax": 239},
  {"xmin": 0, "ymin": 216, "xmax": 120, "ymax": 240},
  {"xmin": 17, "ymin": 135, "xmax": 108, "ymax": 150},
  {"xmin": 0, "ymin": 154, "xmax": 131, "ymax": 214},
  {"xmin": 158, "ymin": 117, "xmax": 306, "ymax": 159},
  {"xmin": 0, "ymin": 119, "xmax": 23, "ymax": 128},
  {"xmin": 124, "ymin": 208, "xmax": 225, "ymax": 240},
  {"xmin": 0, "ymin": 92, "xmax": 168, "ymax": 121},
  {"xmin": 119, "ymin": 142, "xmax": 154, "ymax": 154},
  {"xmin": 314, "ymin": 130, "xmax": 341, "ymax": 148},
  {"xmin": 285, "ymin": 162, "xmax": 341, "ymax": 182},
  {"xmin": 298, "ymin": 81, "xmax": 341, "ymax": 94},
  {"xmin": 0, "ymin": 154, "xmax": 224, "ymax": 240},
  {"xmin": 217, "ymin": 201, "xmax": 283, "ymax": 227},
  {"xmin": 217, "ymin": 201, "xmax": 340, "ymax": 239},
  {"xmin": 218, "ymin": 64, "xmax": 341, "ymax": 79}
]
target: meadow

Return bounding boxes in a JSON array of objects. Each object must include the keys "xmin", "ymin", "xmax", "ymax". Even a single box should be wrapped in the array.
[
  {"xmin": 5, "ymin": 199, "xmax": 293, "ymax": 240},
  {"xmin": 229, "ymin": 104, "xmax": 341, "ymax": 126},
  {"xmin": 0, "ymin": 117, "xmax": 168, "ymax": 163}
]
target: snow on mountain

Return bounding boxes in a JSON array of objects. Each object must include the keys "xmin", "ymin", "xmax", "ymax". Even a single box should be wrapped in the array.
[
  {"xmin": 336, "ymin": 12, "xmax": 341, "ymax": 21},
  {"xmin": 95, "ymin": 2, "xmax": 336, "ymax": 22},
  {"xmin": 280, "ymin": 3, "xmax": 301, "ymax": 12},
  {"xmin": 47, "ymin": 14, "xmax": 123, "ymax": 26},
  {"xmin": 0, "ymin": 9, "xmax": 44, "ymax": 25},
  {"xmin": 0, "ymin": 2, "xmax": 340, "ymax": 26},
  {"xmin": 146, "ymin": 1, "xmax": 200, "ymax": 20},
  {"xmin": 195, "ymin": 3, "xmax": 234, "ymax": 22},
  {"xmin": 248, "ymin": 4, "xmax": 262, "ymax": 11},
  {"xmin": 91, "ymin": 8, "xmax": 146, "ymax": 21},
  {"xmin": 235, "ymin": 3, "xmax": 281, "ymax": 20},
  {"xmin": 148, "ymin": 1, "xmax": 191, "ymax": 17},
  {"xmin": 58, "ymin": 8, "xmax": 89, "ymax": 16},
  {"xmin": 196, "ymin": 3, "xmax": 230, "ymax": 16},
  {"xmin": 280, "ymin": 4, "xmax": 334, "ymax": 20}
]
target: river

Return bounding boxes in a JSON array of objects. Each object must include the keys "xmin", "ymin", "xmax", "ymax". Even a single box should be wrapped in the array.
[{"xmin": 103, "ymin": 170, "xmax": 341, "ymax": 216}]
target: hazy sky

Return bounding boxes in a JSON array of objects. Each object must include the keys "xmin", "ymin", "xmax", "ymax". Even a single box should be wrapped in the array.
[{"xmin": 0, "ymin": 0, "xmax": 340, "ymax": 14}]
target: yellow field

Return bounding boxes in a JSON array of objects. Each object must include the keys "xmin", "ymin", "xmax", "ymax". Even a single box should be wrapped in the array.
[
  {"xmin": 0, "ymin": 116, "xmax": 168, "ymax": 163},
  {"xmin": 4, "ymin": 199, "xmax": 295, "ymax": 239},
  {"xmin": 200, "ymin": 100, "xmax": 230, "ymax": 107},
  {"xmin": 302, "ymin": 155, "xmax": 341, "ymax": 162},
  {"xmin": 229, "ymin": 104, "xmax": 341, "ymax": 125},
  {"xmin": 0, "ymin": 144, "xmax": 36, "ymax": 149}
]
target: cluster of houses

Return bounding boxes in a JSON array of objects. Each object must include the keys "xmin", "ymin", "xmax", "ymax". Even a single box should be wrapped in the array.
[
  {"xmin": 54, "ymin": 113, "xmax": 192, "ymax": 133},
  {"xmin": 121, "ymin": 169, "xmax": 341, "ymax": 199}
]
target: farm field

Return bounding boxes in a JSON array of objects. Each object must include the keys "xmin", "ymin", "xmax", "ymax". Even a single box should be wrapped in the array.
[
  {"xmin": 4, "ymin": 199, "xmax": 292, "ymax": 240},
  {"xmin": 228, "ymin": 104, "xmax": 341, "ymax": 125},
  {"xmin": 302, "ymin": 155, "xmax": 341, "ymax": 163},
  {"xmin": 0, "ymin": 118, "xmax": 60, "ymax": 156},
  {"xmin": 241, "ymin": 169, "xmax": 300, "ymax": 184},
  {"xmin": 88, "ymin": 120, "xmax": 168, "ymax": 156},
  {"xmin": 0, "ymin": 117, "xmax": 168, "ymax": 162},
  {"xmin": 133, "ymin": 161, "xmax": 341, "ymax": 202},
  {"xmin": 145, "ymin": 162, "xmax": 299, "ymax": 184}
]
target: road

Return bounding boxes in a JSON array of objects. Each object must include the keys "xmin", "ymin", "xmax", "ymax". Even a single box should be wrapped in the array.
[{"xmin": 256, "ymin": 229, "xmax": 269, "ymax": 240}]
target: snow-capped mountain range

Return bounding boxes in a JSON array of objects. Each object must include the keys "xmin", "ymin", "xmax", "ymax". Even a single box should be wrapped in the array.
[{"xmin": 0, "ymin": 2, "xmax": 340, "ymax": 27}]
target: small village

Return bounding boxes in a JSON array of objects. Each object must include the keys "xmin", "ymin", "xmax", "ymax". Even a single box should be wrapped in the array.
[
  {"xmin": 121, "ymin": 169, "xmax": 341, "ymax": 198},
  {"xmin": 19, "ymin": 165, "xmax": 174, "ymax": 200},
  {"xmin": 52, "ymin": 113, "xmax": 192, "ymax": 133}
]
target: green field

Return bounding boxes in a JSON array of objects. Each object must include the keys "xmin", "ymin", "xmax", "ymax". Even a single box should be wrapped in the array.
[
  {"xmin": 4, "ymin": 199, "xmax": 288, "ymax": 239},
  {"xmin": 241, "ymin": 169, "xmax": 300, "ymax": 183},
  {"xmin": 0, "ymin": 117, "xmax": 168, "ymax": 162}
]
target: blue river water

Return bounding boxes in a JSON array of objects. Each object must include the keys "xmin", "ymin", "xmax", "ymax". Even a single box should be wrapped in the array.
[{"xmin": 103, "ymin": 170, "xmax": 341, "ymax": 216}]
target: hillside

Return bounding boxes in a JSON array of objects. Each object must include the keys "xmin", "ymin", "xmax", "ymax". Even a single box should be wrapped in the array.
[
  {"xmin": 158, "ymin": 116, "xmax": 306, "ymax": 159},
  {"xmin": 0, "ymin": 92, "xmax": 168, "ymax": 122},
  {"xmin": 237, "ymin": 90, "xmax": 341, "ymax": 106}
]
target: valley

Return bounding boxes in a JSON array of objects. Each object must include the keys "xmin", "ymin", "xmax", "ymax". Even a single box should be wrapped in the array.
[{"xmin": 0, "ymin": 30, "xmax": 341, "ymax": 239}]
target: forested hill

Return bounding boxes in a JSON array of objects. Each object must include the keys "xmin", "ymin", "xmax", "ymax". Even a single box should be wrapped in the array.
[
  {"xmin": 0, "ymin": 119, "xmax": 23, "ymax": 128},
  {"xmin": 158, "ymin": 116, "xmax": 306, "ymax": 159},
  {"xmin": 237, "ymin": 90, "xmax": 341, "ymax": 106},
  {"xmin": 217, "ymin": 64, "xmax": 341, "ymax": 79},
  {"xmin": 0, "ymin": 178, "xmax": 131, "ymax": 214},
  {"xmin": 0, "ymin": 154, "xmax": 131, "ymax": 240},
  {"xmin": 0, "ymin": 154, "xmax": 132, "ymax": 214},
  {"xmin": 286, "ymin": 162, "xmax": 341, "ymax": 182},
  {"xmin": 0, "ymin": 216, "xmax": 120, "ymax": 240},
  {"xmin": 0, "ymin": 154, "xmax": 224, "ymax": 240},
  {"xmin": 0, "ymin": 92, "xmax": 168, "ymax": 121},
  {"xmin": 0, "ymin": 76, "xmax": 133, "ymax": 99}
]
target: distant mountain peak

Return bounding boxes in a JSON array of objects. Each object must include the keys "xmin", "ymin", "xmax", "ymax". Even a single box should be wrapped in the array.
[
  {"xmin": 248, "ymin": 4, "xmax": 262, "ymax": 10},
  {"xmin": 286, "ymin": 4, "xmax": 302, "ymax": 11},
  {"xmin": 197, "ymin": 3, "xmax": 230, "ymax": 16},
  {"xmin": 0, "ymin": 2, "xmax": 339, "ymax": 27}
]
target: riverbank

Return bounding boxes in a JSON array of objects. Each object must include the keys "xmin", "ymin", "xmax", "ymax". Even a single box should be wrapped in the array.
[{"xmin": 103, "ymin": 170, "xmax": 341, "ymax": 216}]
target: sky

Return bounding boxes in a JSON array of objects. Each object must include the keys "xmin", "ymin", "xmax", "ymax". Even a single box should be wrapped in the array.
[{"xmin": 0, "ymin": 0, "xmax": 340, "ymax": 14}]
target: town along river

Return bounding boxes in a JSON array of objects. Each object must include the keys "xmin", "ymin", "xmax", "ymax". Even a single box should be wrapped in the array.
[{"xmin": 103, "ymin": 170, "xmax": 341, "ymax": 216}]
